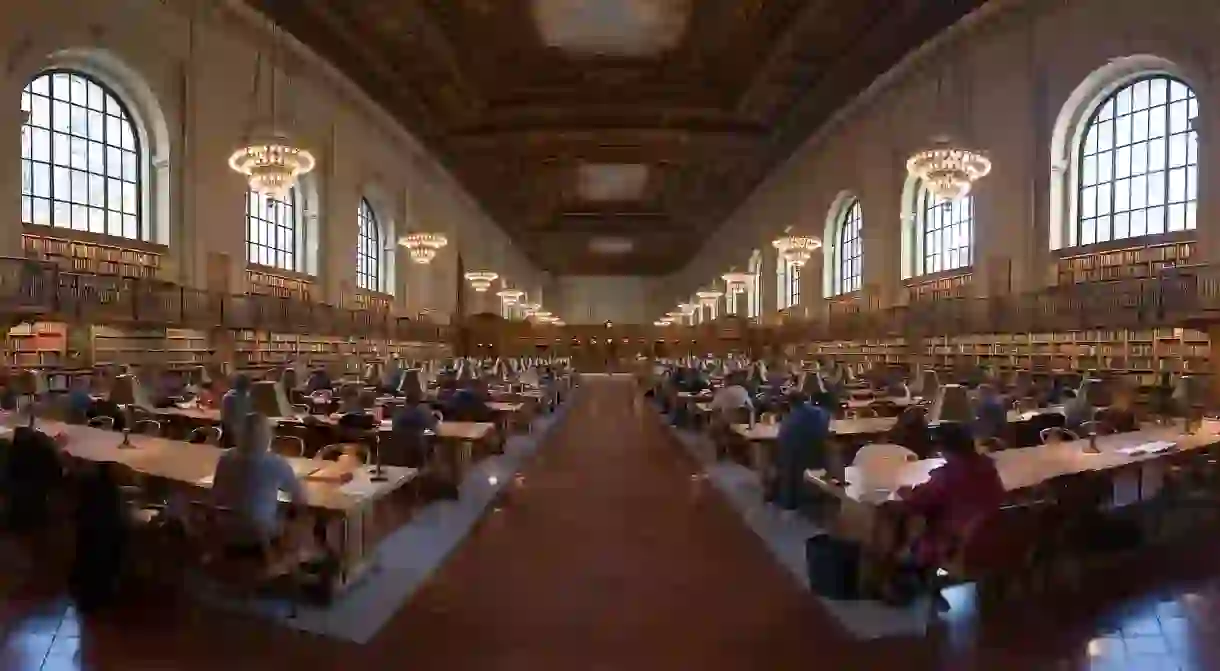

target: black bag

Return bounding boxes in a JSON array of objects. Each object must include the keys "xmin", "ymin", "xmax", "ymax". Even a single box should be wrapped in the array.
[{"xmin": 805, "ymin": 534, "xmax": 861, "ymax": 600}]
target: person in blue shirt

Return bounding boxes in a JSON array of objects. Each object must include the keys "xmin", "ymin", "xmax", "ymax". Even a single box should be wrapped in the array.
[
  {"xmin": 64, "ymin": 376, "xmax": 95, "ymax": 424},
  {"xmin": 220, "ymin": 374, "xmax": 252, "ymax": 447},
  {"xmin": 972, "ymin": 383, "xmax": 1008, "ymax": 442},
  {"xmin": 773, "ymin": 390, "xmax": 833, "ymax": 511}
]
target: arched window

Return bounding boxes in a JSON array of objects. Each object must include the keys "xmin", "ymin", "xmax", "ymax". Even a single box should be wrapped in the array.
[
  {"xmin": 1074, "ymin": 75, "xmax": 1197, "ymax": 245},
  {"xmin": 246, "ymin": 188, "xmax": 301, "ymax": 272},
  {"xmin": 21, "ymin": 70, "xmax": 145, "ymax": 240},
  {"xmin": 834, "ymin": 199, "xmax": 863, "ymax": 295},
  {"xmin": 917, "ymin": 184, "xmax": 973, "ymax": 275},
  {"xmin": 356, "ymin": 198, "xmax": 382, "ymax": 292},
  {"xmin": 748, "ymin": 250, "xmax": 762, "ymax": 319}
]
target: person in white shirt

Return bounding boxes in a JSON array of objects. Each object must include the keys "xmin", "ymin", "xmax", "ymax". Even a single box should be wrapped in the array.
[
  {"xmin": 711, "ymin": 372, "xmax": 753, "ymax": 415},
  {"xmin": 211, "ymin": 412, "xmax": 304, "ymax": 547}
]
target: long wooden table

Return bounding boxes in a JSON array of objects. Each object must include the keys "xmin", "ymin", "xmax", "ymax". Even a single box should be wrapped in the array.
[{"xmin": 2, "ymin": 417, "xmax": 416, "ymax": 593}]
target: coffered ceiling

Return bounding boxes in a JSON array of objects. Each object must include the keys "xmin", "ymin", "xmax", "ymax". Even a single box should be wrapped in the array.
[{"xmin": 245, "ymin": 0, "xmax": 991, "ymax": 275}]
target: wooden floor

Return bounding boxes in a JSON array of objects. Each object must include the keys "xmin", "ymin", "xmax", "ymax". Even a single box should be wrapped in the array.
[{"xmin": 3, "ymin": 378, "xmax": 1220, "ymax": 669}]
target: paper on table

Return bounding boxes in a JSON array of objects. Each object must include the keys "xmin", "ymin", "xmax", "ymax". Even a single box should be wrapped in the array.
[
  {"xmin": 339, "ymin": 472, "xmax": 386, "ymax": 497},
  {"xmin": 1117, "ymin": 441, "xmax": 1177, "ymax": 456}
]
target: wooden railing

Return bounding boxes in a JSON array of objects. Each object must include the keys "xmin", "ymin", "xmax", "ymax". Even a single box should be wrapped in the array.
[{"xmin": 0, "ymin": 257, "xmax": 450, "ymax": 344}]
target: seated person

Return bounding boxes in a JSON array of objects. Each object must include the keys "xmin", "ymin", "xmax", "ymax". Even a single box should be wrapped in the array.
[
  {"xmin": 772, "ymin": 390, "xmax": 832, "ymax": 511},
  {"xmin": 69, "ymin": 462, "xmax": 129, "ymax": 612},
  {"xmin": 4, "ymin": 424, "xmax": 66, "ymax": 532},
  {"xmin": 446, "ymin": 381, "xmax": 494, "ymax": 423},
  {"xmin": 0, "ymin": 378, "xmax": 18, "ymax": 412},
  {"xmin": 220, "ymin": 375, "xmax": 253, "ymax": 447},
  {"xmin": 389, "ymin": 388, "xmax": 439, "ymax": 468},
  {"xmin": 211, "ymin": 412, "xmax": 304, "ymax": 551},
  {"xmin": 893, "ymin": 422, "xmax": 1005, "ymax": 607},
  {"xmin": 888, "ymin": 406, "xmax": 932, "ymax": 459},
  {"xmin": 710, "ymin": 372, "xmax": 753, "ymax": 417},
  {"xmin": 64, "ymin": 376, "xmax": 95, "ymax": 424},
  {"xmin": 335, "ymin": 385, "xmax": 377, "ymax": 431},
  {"xmin": 305, "ymin": 368, "xmax": 333, "ymax": 394},
  {"xmin": 972, "ymin": 384, "xmax": 1008, "ymax": 442},
  {"xmin": 1096, "ymin": 387, "xmax": 1138, "ymax": 433}
]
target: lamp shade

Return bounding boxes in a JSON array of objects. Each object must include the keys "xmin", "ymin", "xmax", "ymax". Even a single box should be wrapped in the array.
[
  {"xmin": 930, "ymin": 384, "xmax": 972, "ymax": 424},
  {"xmin": 250, "ymin": 380, "xmax": 293, "ymax": 418}
]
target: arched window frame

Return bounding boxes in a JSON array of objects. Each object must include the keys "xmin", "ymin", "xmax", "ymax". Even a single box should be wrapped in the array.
[
  {"xmin": 21, "ymin": 69, "xmax": 149, "ymax": 241},
  {"xmin": 1050, "ymin": 57, "xmax": 1202, "ymax": 251},
  {"xmin": 776, "ymin": 256, "xmax": 800, "ymax": 309},
  {"xmin": 826, "ymin": 197, "xmax": 863, "ymax": 296},
  {"xmin": 356, "ymin": 197, "xmax": 382, "ymax": 293}
]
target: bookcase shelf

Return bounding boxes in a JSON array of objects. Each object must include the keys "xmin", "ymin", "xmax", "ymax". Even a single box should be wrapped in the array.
[
  {"xmin": 23, "ymin": 232, "xmax": 164, "ymax": 280},
  {"xmin": 1056, "ymin": 241, "xmax": 1194, "ymax": 285},
  {"xmin": 246, "ymin": 268, "xmax": 315, "ymax": 301}
]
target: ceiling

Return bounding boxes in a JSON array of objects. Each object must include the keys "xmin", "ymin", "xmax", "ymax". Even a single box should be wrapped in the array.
[{"xmin": 246, "ymin": 0, "xmax": 991, "ymax": 275}]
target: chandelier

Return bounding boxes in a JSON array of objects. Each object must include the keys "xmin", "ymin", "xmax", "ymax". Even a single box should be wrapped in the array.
[
  {"xmin": 695, "ymin": 289, "xmax": 723, "ymax": 307},
  {"xmin": 229, "ymin": 131, "xmax": 315, "ymax": 199},
  {"xmin": 678, "ymin": 303, "xmax": 696, "ymax": 316},
  {"xmin": 654, "ymin": 320, "xmax": 672, "ymax": 327},
  {"xmin": 721, "ymin": 269, "xmax": 751, "ymax": 295},
  {"xmin": 464, "ymin": 271, "xmax": 499, "ymax": 292},
  {"xmin": 666, "ymin": 310, "xmax": 684, "ymax": 320},
  {"xmin": 497, "ymin": 288, "xmax": 524, "ymax": 305},
  {"xmin": 906, "ymin": 137, "xmax": 992, "ymax": 201},
  {"xmin": 532, "ymin": 311, "xmax": 553, "ymax": 320},
  {"xmin": 399, "ymin": 232, "xmax": 448, "ymax": 264},
  {"xmin": 230, "ymin": 20, "xmax": 314, "ymax": 199},
  {"xmin": 771, "ymin": 227, "xmax": 821, "ymax": 267},
  {"xmin": 520, "ymin": 302, "xmax": 542, "ymax": 316},
  {"xmin": 553, "ymin": 320, "xmax": 566, "ymax": 327}
]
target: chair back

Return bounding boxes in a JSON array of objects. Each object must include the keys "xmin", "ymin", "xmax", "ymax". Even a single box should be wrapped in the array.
[
  {"xmin": 131, "ymin": 419, "xmax": 162, "ymax": 436},
  {"xmin": 315, "ymin": 443, "xmax": 368, "ymax": 464},
  {"xmin": 270, "ymin": 435, "xmax": 305, "ymax": 458},
  {"xmin": 951, "ymin": 504, "xmax": 1045, "ymax": 576},
  {"xmin": 88, "ymin": 416, "xmax": 116, "ymax": 431},
  {"xmin": 1039, "ymin": 427, "xmax": 1080, "ymax": 444},
  {"xmin": 187, "ymin": 425, "xmax": 223, "ymax": 445}
]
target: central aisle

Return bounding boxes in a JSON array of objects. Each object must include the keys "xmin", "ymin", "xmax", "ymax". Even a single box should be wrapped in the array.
[{"xmin": 378, "ymin": 376, "xmax": 842, "ymax": 667}]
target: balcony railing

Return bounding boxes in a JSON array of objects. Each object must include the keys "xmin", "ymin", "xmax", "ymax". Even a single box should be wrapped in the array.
[{"xmin": 0, "ymin": 257, "xmax": 450, "ymax": 344}]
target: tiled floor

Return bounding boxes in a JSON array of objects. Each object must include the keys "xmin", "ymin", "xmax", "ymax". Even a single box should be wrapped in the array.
[{"xmin": 4, "ymin": 379, "xmax": 1220, "ymax": 669}]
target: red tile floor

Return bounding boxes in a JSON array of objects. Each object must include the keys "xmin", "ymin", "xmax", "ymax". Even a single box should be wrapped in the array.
[{"xmin": 2, "ymin": 378, "xmax": 1219, "ymax": 670}]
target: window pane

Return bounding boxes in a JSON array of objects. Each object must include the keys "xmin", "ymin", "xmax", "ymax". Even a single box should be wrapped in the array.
[
  {"xmin": 21, "ymin": 70, "xmax": 144, "ymax": 240},
  {"xmin": 1075, "ymin": 76, "xmax": 1197, "ymax": 246},
  {"xmin": 835, "ymin": 199, "xmax": 863, "ymax": 295},
  {"xmin": 246, "ymin": 187, "xmax": 301, "ymax": 273}
]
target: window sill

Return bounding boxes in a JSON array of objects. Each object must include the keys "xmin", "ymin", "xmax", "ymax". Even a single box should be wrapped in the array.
[
  {"xmin": 1052, "ymin": 230, "xmax": 1195, "ymax": 259},
  {"xmin": 245, "ymin": 264, "xmax": 316, "ymax": 283}
]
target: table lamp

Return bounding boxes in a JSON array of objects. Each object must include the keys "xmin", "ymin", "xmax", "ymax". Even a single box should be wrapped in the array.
[
  {"xmin": 929, "ymin": 384, "xmax": 972, "ymax": 424},
  {"xmin": 250, "ymin": 380, "xmax": 293, "ymax": 419}
]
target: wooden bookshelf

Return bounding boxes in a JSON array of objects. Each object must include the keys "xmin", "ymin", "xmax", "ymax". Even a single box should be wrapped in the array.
[
  {"xmin": 1055, "ymin": 240, "xmax": 1194, "ymax": 285},
  {"xmin": 354, "ymin": 291, "xmax": 392, "ymax": 313},
  {"xmin": 233, "ymin": 329, "xmax": 449, "ymax": 375},
  {"xmin": 6, "ymin": 321, "xmax": 67, "ymax": 369},
  {"xmin": 23, "ymin": 232, "xmax": 164, "ymax": 280},
  {"xmin": 905, "ymin": 272, "xmax": 973, "ymax": 302},
  {"xmin": 90, "ymin": 325, "xmax": 210, "ymax": 370},
  {"xmin": 246, "ymin": 267, "xmax": 315, "ymax": 301}
]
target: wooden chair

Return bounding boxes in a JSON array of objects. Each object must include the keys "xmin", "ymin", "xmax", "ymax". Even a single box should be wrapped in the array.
[
  {"xmin": 291, "ymin": 404, "xmax": 311, "ymax": 416},
  {"xmin": 315, "ymin": 443, "xmax": 369, "ymax": 464},
  {"xmin": 88, "ymin": 416, "xmax": 116, "ymax": 431},
  {"xmin": 186, "ymin": 425, "xmax": 223, "ymax": 446},
  {"xmin": 1039, "ymin": 427, "xmax": 1079, "ymax": 444},
  {"xmin": 186, "ymin": 501, "xmax": 300, "ymax": 618},
  {"xmin": 271, "ymin": 435, "xmax": 306, "ymax": 459},
  {"xmin": 976, "ymin": 436, "xmax": 1008, "ymax": 454},
  {"xmin": 846, "ymin": 407, "xmax": 878, "ymax": 419}
]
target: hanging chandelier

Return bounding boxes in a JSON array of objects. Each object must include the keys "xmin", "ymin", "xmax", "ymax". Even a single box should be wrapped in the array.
[
  {"xmin": 721, "ymin": 269, "xmax": 751, "ymax": 295},
  {"xmin": 229, "ymin": 131, "xmax": 315, "ymax": 199},
  {"xmin": 906, "ymin": 136, "xmax": 992, "ymax": 201},
  {"xmin": 464, "ymin": 271, "xmax": 499, "ymax": 292},
  {"xmin": 230, "ymin": 16, "xmax": 315, "ymax": 199},
  {"xmin": 399, "ymin": 232, "xmax": 449, "ymax": 264},
  {"xmin": 678, "ymin": 303, "xmax": 696, "ymax": 316},
  {"xmin": 497, "ymin": 288, "xmax": 524, "ymax": 305},
  {"xmin": 666, "ymin": 310, "xmax": 683, "ymax": 320},
  {"xmin": 520, "ymin": 302, "xmax": 542, "ymax": 316},
  {"xmin": 696, "ymin": 289, "xmax": 723, "ymax": 307},
  {"xmin": 532, "ymin": 311, "xmax": 553, "ymax": 320},
  {"xmin": 553, "ymin": 319, "xmax": 566, "ymax": 327},
  {"xmin": 771, "ymin": 228, "xmax": 821, "ymax": 267},
  {"xmin": 654, "ymin": 320, "xmax": 672, "ymax": 327}
]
